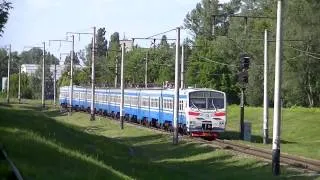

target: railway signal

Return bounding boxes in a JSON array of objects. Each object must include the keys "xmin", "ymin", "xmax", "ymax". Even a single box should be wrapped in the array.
[
  {"xmin": 240, "ymin": 54, "xmax": 250, "ymax": 70},
  {"xmin": 238, "ymin": 71, "xmax": 248, "ymax": 84},
  {"xmin": 238, "ymin": 54, "xmax": 250, "ymax": 140}
]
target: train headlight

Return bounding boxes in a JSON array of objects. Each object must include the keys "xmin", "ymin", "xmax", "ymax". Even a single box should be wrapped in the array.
[{"xmin": 189, "ymin": 121, "xmax": 196, "ymax": 125}]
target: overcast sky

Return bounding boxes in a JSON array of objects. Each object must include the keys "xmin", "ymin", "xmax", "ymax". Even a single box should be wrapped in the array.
[{"xmin": 1, "ymin": 0, "xmax": 229, "ymax": 63}]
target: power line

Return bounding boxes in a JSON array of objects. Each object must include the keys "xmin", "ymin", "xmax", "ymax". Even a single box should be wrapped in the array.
[
  {"xmin": 145, "ymin": 28, "xmax": 177, "ymax": 39},
  {"xmin": 285, "ymin": 45, "xmax": 320, "ymax": 60},
  {"xmin": 199, "ymin": 56, "xmax": 238, "ymax": 67}
]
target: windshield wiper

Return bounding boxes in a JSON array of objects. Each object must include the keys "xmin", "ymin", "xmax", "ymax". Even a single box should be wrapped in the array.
[
  {"xmin": 191, "ymin": 101, "xmax": 200, "ymax": 111},
  {"xmin": 211, "ymin": 99, "xmax": 217, "ymax": 111}
]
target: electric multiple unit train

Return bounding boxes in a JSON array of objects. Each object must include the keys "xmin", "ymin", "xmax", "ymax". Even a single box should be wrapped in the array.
[{"xmin": 59, "ymin": 86, "xmax": 227, "ymax": 137}]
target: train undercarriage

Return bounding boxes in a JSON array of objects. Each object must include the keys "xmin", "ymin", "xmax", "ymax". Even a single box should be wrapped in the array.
[{"xmin": 60, "ymin": 103, "xmax": 220, "ymax": 140}]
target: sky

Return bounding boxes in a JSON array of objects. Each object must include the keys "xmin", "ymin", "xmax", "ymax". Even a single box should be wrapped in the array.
[{"xmin": 1, "ymin": 0, "xmax": 229, "ymax": 64}]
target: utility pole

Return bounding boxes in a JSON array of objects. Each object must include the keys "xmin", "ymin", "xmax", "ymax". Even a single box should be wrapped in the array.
[
  {"xmin": 240, "ymin": 87, "xmax": 245, "ymax": 139},
  {"xmin": 49, "ymin": 40, "xmax": 73, "ymax": 108},
  {"xmin": 181, "ymin": 44, "xmax": 184, "ymax": 89},
  {"xmin": 6, "ymin": 44, "xmax": 11, "ymax": 104},
  {"xmin": 90, "ymin": 27, "xmax": 96, "ymax": 121},
  {"xmin": 114, "ymin": 56, "xmax": 118, "ymax": 88},
  {"xmin": 66, "ymin": 29, "xmax": 95, "ymax": 121},
  {"xmin": 244, "ymin": 17, "xmax": 248, "ymax": 36},
  {"xmin": 18, "ymin": 64, "xmax": 21, "ymax": 104},
  {"xmin": 212, "ymin": 15, "xmax": 216, "ymax": 37},
  {"xmin": 120, "ymin": 42, "xmax": 125, "ymax": 129},
  {"xmin": 263, "ymin": 29, "xmax": 269, "ymax": 144},
  {"xmin": 145, "ymin": 52, "xmax": 148, "ymax": 88},
  {"xmin": 69, "ymin": 35, "xmax": 75, "ymax": 115},
  {"xmin": 53, "ymin": 55, "xmax": 58, "ymax": 108},
  {"xmin": 173, "ymin": 27, "xmax": 180, "ymax": 145},
  {"xmin": 272, "ymin": 0, "xmax": 283, "ymax": 176},
  {"xmin": 42, "ymin": 42, "xmax": 45, "ymax": 108}
]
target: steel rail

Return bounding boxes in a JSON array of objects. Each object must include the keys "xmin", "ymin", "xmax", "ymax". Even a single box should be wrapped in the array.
[{"xmin": 0, "ymin": 144, "xmax": 24, "ymax": 180}]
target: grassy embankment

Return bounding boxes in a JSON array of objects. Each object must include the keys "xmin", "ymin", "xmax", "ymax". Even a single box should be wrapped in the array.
[
  {"xmin": 0, "ymin": 102, "xmax": 317, "ymax": 179},
  {"xmin": 225, "ymin": 105, "xmax": 320, "ymax": 159}
]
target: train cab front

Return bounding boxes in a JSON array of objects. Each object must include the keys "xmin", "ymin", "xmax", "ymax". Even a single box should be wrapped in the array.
[{"xmin": 186, "ymin": 90, "xmax": 226, "ymax": 139}]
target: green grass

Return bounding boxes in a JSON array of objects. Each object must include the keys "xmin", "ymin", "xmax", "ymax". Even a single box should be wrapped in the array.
[
  {"xmin": 225, "ymin": 105, "xmax": 320, "ymax": 159},
  {"xmin": 0, "ymin": 103, "xmax": 318, "ymax": 179}
]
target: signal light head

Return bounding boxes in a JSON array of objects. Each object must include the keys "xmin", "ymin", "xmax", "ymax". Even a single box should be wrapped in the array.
[
  {"xmin": 240, "ymin": 54, "xmax": 250, "ymax": 70},
  {"xmin": 238, "ymin": 71, "xmax": 248, "ymax": 84}
]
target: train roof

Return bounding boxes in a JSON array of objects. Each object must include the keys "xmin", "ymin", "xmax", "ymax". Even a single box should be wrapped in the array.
[{"xmin": 60, "ymin": 86, "xmax": 225, "ymax": 95}]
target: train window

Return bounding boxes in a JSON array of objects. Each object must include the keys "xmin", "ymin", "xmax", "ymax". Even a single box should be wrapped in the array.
[
  {"xmin": 168, "ymin": 99, "xmax": 172, "ymax": 109},
  {"xmin": 125, "ymin": 96, "xmax": 130, "ymax": 105},
  {"xmin": 142, "ymin": 97, "xmax": 149, "ymax": 107},
  {"xmin": 75, "ymin": 92, "xmax": 79, "ymax": 99},
  {"xmin": 150, "ymin": 98, "xmax": 158, "ymax": 108},
  {"xmin": 87, "ymin": 93, "xmax": 91, "ymax": 100},
  {"xmin": 130, "ymin": 96, "xmax": 135, "ymax": 106},
  {"xmin": 163, "ymin": 99, "xmax": 167, "ymax": 109},
  {"xmin": 179, "ymin": 100, "xmax": 184, "ymax": 111},
  {"xmin": 104, "ymin": 94, "xmax": 107, "ymax": 102}
]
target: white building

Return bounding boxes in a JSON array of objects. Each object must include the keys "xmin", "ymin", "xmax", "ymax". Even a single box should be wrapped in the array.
[
  {"xmin": 21, "ymin": 64, "xmax": 38, "ymax": 75},
  {"xmin": 120, "ymin": 39, "xmax": 134, "ymax": 52},
  {"xmin": 21, "ymin": 64, "xmax": 85, "ymax": 80},
  {"xmin": 1, "ymin": 77, "xmax": 7, "ymax": 92}
]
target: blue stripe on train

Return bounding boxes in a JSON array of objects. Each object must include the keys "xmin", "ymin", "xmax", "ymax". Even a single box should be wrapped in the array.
[{"xmin": 60, "ymin": 98, "xmax": 186, "ymax": 125}]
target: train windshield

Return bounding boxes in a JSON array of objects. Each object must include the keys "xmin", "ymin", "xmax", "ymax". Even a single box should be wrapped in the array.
[{"xmin": 189, "ymin": 91, "xmax": 225, "ymax": 110}]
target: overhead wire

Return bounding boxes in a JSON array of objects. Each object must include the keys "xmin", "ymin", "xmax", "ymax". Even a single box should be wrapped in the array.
[
  {"xmin": 285, "ymin": 44, "xmax": 320, "ymax": 60},
  {"xmin": 145, "ymin": 28, "xmax": 177, "ymax": 39}
]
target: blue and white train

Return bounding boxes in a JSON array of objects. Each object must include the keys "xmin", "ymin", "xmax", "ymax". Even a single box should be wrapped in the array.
[{"xmin": 59, "ymin": 86, "xmax": 227, "ymax": 137}]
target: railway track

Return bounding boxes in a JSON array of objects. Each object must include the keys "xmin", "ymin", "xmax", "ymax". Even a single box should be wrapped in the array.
[
  {"xmin": 0, "ymin": 144, "xmax": 24, "ymax": 180},
  {"xmin": 197, "ymin": 138, "xmax": 320, "ymax": 172},
  {"xmin": 83, "ymin": 111, "xmax": 320, "ymax": 173}
]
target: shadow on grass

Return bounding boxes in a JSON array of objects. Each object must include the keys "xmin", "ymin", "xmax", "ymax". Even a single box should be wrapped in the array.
[
  {"xmin": 220, "ymin": 130, "xmax": 297, "ymax": 144},
  {"xmin": 0, "ymin": 106, "xmax": 312, "ymax": 180}
]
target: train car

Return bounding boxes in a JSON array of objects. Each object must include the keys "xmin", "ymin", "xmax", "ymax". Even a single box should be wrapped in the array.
[{"xmin": 59, "ymin": 86, "xmax": 227, "ymax": 138}]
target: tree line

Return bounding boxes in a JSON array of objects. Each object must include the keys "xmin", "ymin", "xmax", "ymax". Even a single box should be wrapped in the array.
[{"xmin": 1, "ymin": 0, "xmax": 319, "ymax": 107}]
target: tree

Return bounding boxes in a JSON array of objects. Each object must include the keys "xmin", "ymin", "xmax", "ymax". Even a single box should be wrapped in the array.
[
  {"xmin": 184, "ymin": 0, "xmax": 242, "ymax": 104},
  {"xmin": 184, "ymin": 0, "xmax": 241, "ymax": 39},
  {"xmin": 63, "ymin": 52, "xmax": 80, "ymax": 71},
  {"xmin": 0, "ymin": 0, "xmax": 12, "ymax": 36},
  {"xmin": 96, "ymin": 27, "xmax": 108, "ymax": 57},
  {"xmin": 19, "ymin": 48, "xmax": 58, "ymax": 65},
  {"xmin": 104, "ymin": 32, "xmax": 121, "ymax": 85},
  {"xmin": 8, "ymin": 73, "xmax": 33, "ymax": 99},
  {"xmin": 159, "ymin": 35, "xmax": 169, "ymax": 49}
]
